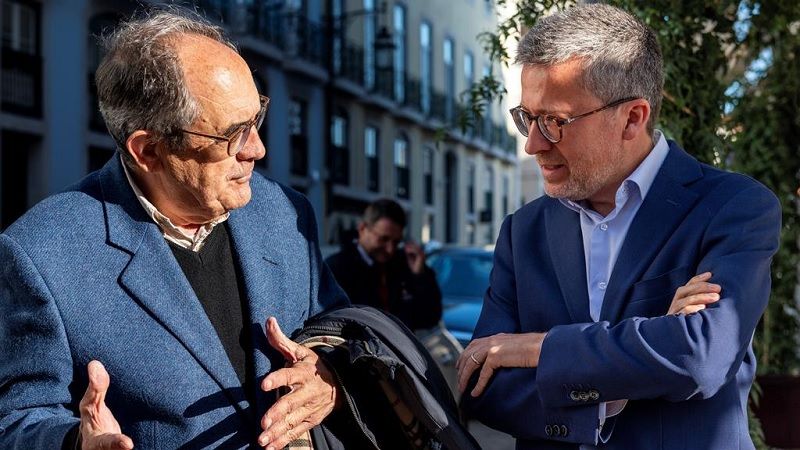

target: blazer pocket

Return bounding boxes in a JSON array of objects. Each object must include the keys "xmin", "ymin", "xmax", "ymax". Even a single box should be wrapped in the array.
[{"xmin": 624, "ymin": 266, "xmax": 693, "ymax": 318}]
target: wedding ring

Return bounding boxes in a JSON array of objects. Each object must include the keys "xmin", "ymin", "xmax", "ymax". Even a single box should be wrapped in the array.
[{"xmin": 470, "ymin": 353, "xmax": 482, "ymax": 365}]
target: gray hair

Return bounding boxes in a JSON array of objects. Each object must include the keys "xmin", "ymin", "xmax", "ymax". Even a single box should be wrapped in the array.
[
  {"xmin": 515, "ymin": 4, "xmax": 663, "ymax": 134},
  {"xmin": 95, "ymin": 7, "xmax": 237, "ymax": 165}
]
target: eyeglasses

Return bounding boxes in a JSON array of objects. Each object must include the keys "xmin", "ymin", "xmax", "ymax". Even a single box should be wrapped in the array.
[
  {"xmin": 509, "ymin": 97, "xmax": 639, "ymax": 143},
  {"xmin": 180, "ymin": 95, "xmax": 270, "ymax": 156}
]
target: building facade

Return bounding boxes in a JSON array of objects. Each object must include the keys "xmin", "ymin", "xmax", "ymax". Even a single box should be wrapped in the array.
[{"xmin": 0, "ymin": 0, "xmax": 521, "ymax": 247}]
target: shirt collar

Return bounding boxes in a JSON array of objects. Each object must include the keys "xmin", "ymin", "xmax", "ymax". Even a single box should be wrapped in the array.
[
  {"xmin": 120, "ymin": 157, "xmax": 229, "ymax": 251},
  {"xmin": 355, "ymin": 240, "xmax": 375, "ymax": 267},
  {"xmin": 559, "ymin": 130, "xmax": 669, "ymax": 218}
]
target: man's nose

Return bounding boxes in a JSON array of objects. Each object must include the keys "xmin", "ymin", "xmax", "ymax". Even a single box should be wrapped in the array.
[
  {"xmin": 237, "ymin": 125, "xmax": 267, "ymax": 161},
  {"xmin": 524, "ymin": 123, "xmax": 554, "ymax": 156}
]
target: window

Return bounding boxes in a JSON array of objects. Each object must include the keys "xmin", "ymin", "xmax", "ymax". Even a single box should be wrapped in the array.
[
  {"xmin": 467, "ymin": 161, "xmax": 475, "ymax": 214},
  {"xmin": 332, "ymin": 0, "xmax": 343, "ymax": 74},
  {"xmin": 289, "ymin": 98, "xmax": 308, "ymax": 176},
  {"xmin": 484, "ymin": 165, "xmax": 495, "ymax": 241},
  {"xmin": 484, "ymin": 165, "xmax": 494, "ymax": 219},
  {"xmin": 330, "ymin": 111, "xmax": 349, "ymax": 184},
  {"xmin": 463, "ymin": 51, "xmax": 474, "ymax": 136},
  {"xmin": 394, "ymin": 135, "xmax": 409, "ymax": 199},
  {"xmin": 423, "ymin": 146, "xmax": 434, "ymax": 205},
  {"xmin": 2, "ymin": 1, "xmax": 37, "ymax": 55},
  {"xmin": 253, "ymin": 75, "xmax": 269, "ymax": 170},
  {"xmin": 482, "ymin": 63, "xmax": 493, "ymax": 140},
  {"xmin": 363, "ymin": 0, "xmax": 376, "ymax": 89},
  {"xmin": 420, "ymin": 21, "xmax": 432, "ymax": 114},
  {"xmin": 365, "ymin": 126, "xmax": 379, "ymax": 192},
  {"xmin": 443, "ymin": 38, "xmax": 455, "ymax": 122},
  {"xmin": 463, "ymin": 50, "xmax": 474, "ymax": 92},
  {"xmin": 393, "ymin": 4, "xmax": 406, "ymax": 102}
]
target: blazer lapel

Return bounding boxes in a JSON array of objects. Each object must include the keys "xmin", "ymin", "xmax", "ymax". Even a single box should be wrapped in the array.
[
  {"xmin": 600, "ymin": 143, "xmax": 703, "ymax": 323},
  {"xmin": 545, "ymin": 202, "xmax": 593, "ymax": 323},
  {"xmin": 226, "ymin": 181, "xmax": 296, "ymax": 413},
  {"xmin": 99, "ymin": 158, "xmax": 243, "ymax": 400}
]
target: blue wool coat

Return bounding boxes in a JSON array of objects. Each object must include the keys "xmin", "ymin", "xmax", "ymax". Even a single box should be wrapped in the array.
[
  {"xmin": 462, "ymin": 142, "xmax": 781, "ymax": 450},
  {"xmin": 0, "ymin": 157, "xmax": 349, "ymax": 449}
]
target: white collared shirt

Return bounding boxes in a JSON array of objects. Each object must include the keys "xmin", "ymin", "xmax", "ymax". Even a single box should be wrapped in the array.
[
  {"xmin": 559, "ymin": 131, "xmax": 670, "ymax": 445},
  {"xmin": 121, "ymin": 157, "xmax": 229, "ymax": 252}
]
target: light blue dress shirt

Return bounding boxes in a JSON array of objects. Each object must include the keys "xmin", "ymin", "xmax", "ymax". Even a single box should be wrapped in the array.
[{"xmin": 559, "ymin": 130, "xmax": 670, "ymax": 446}]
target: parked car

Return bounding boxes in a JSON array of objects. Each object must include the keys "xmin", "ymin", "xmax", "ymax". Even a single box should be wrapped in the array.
[{"xmin": 427, "ymin": 247, "xmax": 493, "ymax": 346}]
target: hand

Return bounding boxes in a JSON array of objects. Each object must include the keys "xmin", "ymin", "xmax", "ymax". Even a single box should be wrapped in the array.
[
  {"xmin": 258, "ymin": 318, "xmax": 339, "ymax": 449},
  {"xmin": 79, "ymin": 361, "xmax": 134, "ymax": 450},
  {"xmin": 456, "ymin": 332, "xmax": 546, "ymax": 397},
  {"xmin": 668, "ymin": 272, "xmax": 721, "ymax": 315},
  {"xmin": 403, "ymin": 241, "xmax": 425, "ymax": 274}
]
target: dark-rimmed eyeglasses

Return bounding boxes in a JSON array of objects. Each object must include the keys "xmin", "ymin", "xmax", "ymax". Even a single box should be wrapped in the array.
[
  {"xmin": 509, "ymin": 97, "xmax": 639, "ymax": 143},
  {"xmin": 180, "ymin": 95, "xmax": 270, "ymax": 156}
]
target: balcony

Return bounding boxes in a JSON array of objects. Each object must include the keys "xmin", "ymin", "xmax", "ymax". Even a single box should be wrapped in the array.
[
  {"xmin": 336, "ymin": 44, "xmax": 364, "ymax": 86},
  {"xmin": 1, "ymin": 48, "xmax": 42, "ymax": 118}
]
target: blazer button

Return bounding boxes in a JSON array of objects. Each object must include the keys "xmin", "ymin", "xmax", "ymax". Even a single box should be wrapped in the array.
[
  {"xmin": 589, "ymin": 389, "xmax": 600, "ymax": 400},
  {"xmin": 561, "ymin": 425, "xmax": 569, "ymax": 437},
  {"xmin": 570, "ymin": 390, "xmax": 580, "ymax": 401},
  {"xmin": 545, "ymin": 424, "xmax": 553, "ymax": 436},
  {"xmin": 553, "ymin": 425, "xmax": 562, "ymax": 437},
  {"xmin": 579, "ymin": 391, "xmax": 590, "ymax": 401}
]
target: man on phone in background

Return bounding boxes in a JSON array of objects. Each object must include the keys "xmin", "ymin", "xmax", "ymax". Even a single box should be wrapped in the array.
[{"xmin": 326, "ymin": 198, "xmax": 442, "ymax": 332}]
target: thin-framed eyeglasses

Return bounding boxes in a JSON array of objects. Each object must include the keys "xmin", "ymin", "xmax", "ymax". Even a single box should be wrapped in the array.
[
  {"xmin": 180, "ymin": 95, "xmax": 270, "ymax": 156},
  {"xmin": 509, "ymin": 97, "xmax": 640, "ymax": 143}
]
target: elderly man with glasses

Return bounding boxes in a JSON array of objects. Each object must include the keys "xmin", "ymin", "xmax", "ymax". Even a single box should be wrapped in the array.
[
  {"xmin": 0, "ymin": 8, "xmax": 348, "ymax": 450},
  {"xmin": 456, "ymin": 4, "xmax": 779, "ymax": 450}
]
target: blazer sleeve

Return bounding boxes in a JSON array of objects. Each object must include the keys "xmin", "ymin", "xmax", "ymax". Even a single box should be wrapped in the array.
[
  {"xmin": 536, "ymin": 183, "xmax": 781, "ymax": 407},
  {"xmin": 300, "ymin": 197, "xmax": 350, "ymax": 317},
  {"xmin": 461, "ymin": 215, "xmax": 602, "ymax": 445},
  {"xmin": 0, "ymin": 234, "xmax": 80, "ymax": 449}
]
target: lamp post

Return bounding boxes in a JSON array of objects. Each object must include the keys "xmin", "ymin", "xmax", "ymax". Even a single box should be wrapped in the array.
[{"xmin": 323, "ymin": 0, "xmax": 393, "ymax": 220}]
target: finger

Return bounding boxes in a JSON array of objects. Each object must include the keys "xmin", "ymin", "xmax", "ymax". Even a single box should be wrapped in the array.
[
  {"xmin": 686, "ymin": 272, "xmax": 712, "ymax": 285},
  {"xmin": 82, "ymin": 361, "xmax": 110, "ymax": 411},
  {"xmin": 261, "ymin": 380, "xmax": 321, "ymax": 429},
  {"xmin": 678, "ymin": 304, "xmax": 707, "ymax": 315},
  {"xmin": 670, "ymin": 293, "xmax": 719, "ymax": 314},
  {"xmin": 457, "ymin": 340, "xmax": 482, "ymax": 371},
  {"xmin": 457, "ymin": 353, "xmax": 481, "ymax": 393},
  {"xmin": 92, "ymin": 433, "xmax": 135, "ymax": 450},
  {"xmin": 262, "ymin": 363, "xmax": 316, "ymax": 392},
  {"xmin": 265, "ymin": 318, "xmax": 308, "ymax": 363},
  {"xmin": 260, "ymin": 415, "xmax": 315, "ymax": 450},
  {"xmin": 683, "ymin": 282, "xmax": 721, "ymax": 295},
  {"xmin": 470, "ymin": 362, "xmax": 496, "ymax": 397}
]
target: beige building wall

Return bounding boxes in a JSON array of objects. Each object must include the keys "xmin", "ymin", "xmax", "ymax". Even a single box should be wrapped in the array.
[{"xmin": 331, "ymin": 0, "xmax": 521, "ymax": 247}]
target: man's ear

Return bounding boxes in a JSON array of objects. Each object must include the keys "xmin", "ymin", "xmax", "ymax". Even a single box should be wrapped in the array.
[
  {"xmin": 126, "ymin": 130, "xmax": 162, "ymax": 173},
  {"xmin": 621, "ymin": 99, "xmax": 651, "ymax": 141}
]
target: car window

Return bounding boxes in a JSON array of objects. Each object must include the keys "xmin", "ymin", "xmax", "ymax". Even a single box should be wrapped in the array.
[{"xmin": 428, "ymin": 252, "xmax": 493, "ymax": 299}]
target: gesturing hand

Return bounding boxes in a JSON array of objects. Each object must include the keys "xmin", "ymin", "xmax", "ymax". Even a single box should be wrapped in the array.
[
  {"xmin": 258, "ymin": 318, "xmax": 339, "ymax": 450},
  {"xmin": 668, "ymin": 272, "xmax": 721, "ymax": 315},
  {"xmin": 79, "ymin": 361, "xmax": 134, "ymax": 450},
  {"xmin": 403, "ymin": 241, "xmax": 426, "ymax": 274},
  {"xmin": 456, "ymin": 332, "xmax": 547, "ymax": 398}
]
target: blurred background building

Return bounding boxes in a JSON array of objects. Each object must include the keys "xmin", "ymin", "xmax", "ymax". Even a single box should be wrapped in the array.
[{"xmin": 0, "ymin": 0, "xmax": 541, "ymax": 247}]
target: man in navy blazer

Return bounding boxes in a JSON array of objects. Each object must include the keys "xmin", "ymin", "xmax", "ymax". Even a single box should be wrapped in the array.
[
  {"xmin": 0, "ymin": 9, "xmax": 348, "ymax": 450},
  {"xmin": 456, "ymin": 4, "xmax": 780, "ymax": 450}
]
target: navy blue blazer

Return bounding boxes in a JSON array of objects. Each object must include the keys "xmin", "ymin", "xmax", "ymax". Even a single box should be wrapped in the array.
[
  {"xmin": 462, "ymin": 142, "xmax": 781, "ymax": 450},
  {"xmin": 0, "ymin": 157, "xmax": 349, "ymax": 449}
]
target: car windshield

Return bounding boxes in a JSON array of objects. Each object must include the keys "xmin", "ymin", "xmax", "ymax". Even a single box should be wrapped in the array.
[{"xmin": 428, "ymin": 251, "xmax": 493, "ymax": 299}]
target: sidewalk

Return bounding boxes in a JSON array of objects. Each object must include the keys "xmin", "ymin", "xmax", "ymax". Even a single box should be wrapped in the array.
[{"xmin": 469, "ymin": 421, "xmax": 515, "ymax": 449}]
